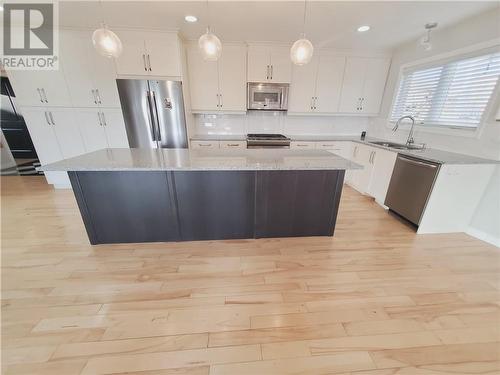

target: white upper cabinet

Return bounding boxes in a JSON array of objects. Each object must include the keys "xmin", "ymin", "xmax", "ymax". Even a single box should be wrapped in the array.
[
  {"xmin": 114, "ymin": 31, "xmax": 181, "ymax": 77},
  {"xmin": 218, "ymin": 45, "xmax": 247, "ymax": 111},
  {"xmin": 247, "ymin": 45, "xmax": 292, "ymax": 83},
  {"xmin": 8, "ymin": 68, "xmax": 72, "ymax": 107},
  {"xmin": 187, "ymin": 46, "xmax": 220, "ymax": 111},
  {"xmin": 187, "ymin": 44, "xmax": 246, "ymax": 112},
  {"xmin": 314, "ymin": 55, "xmax": 346, "ymax": 113},
  {"xmin": 60, "ymin": 30, "xmax": 120, "ymax": 108},
  {"xmin": 289, "ymin": 53, "xmax": 346, "ymax": 113},
  {"xmin": 288, "ymin": 56, "xmax": 318, "ymax": 113},
  {"xmin": 339, "ymin": 57, "xmax": 390, "ymax": 114}
]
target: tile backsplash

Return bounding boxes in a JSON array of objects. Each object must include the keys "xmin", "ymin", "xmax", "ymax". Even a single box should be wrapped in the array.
[{"xmin": 192, "ymin": 112, "xmax": 368, "ymax": 136}]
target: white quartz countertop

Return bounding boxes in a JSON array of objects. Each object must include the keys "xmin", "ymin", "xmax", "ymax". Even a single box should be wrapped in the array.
[
  {"xmin": 40, "ymin": 148, "xmax": 363, "ymax": 172},
  {"xmin": 190, "ymin": 134, "xmax": 499, "ymax": 165}
]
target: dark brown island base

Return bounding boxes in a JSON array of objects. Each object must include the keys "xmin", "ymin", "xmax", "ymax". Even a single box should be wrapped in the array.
[{"xmin": 41, "ymin": 148, "xmax": 361, "ymax": 245}]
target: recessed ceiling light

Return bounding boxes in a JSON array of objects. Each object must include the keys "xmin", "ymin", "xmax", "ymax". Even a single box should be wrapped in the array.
[
  {"xmin": 357, "ymin": 25, "xmax": 370, "ymax": 32},
  {"xmin": 185, "ymin": 15, "xmax": 198, "ymax": 23}
]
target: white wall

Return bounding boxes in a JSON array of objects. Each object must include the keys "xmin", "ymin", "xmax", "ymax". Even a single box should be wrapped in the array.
[
  {"xmin": 193, "ymin": 112, "xmax": 368, "ymax": 136},
  {"xmin": 368, "ymin": 7, "xmax": 500, "ymax": 247}
]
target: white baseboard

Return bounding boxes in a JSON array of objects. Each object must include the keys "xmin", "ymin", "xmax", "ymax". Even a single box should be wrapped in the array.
[{"xmin": 466, "ymin": 227, "xmax": 500, "ymax": 248}]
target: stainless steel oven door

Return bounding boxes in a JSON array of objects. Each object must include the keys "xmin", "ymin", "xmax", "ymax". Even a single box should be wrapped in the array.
[{"xmin": 247, "ymin": 83, "xmax": 288, "ymax": 110}]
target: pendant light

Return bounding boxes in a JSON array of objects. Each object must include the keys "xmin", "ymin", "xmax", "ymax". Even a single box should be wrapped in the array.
[
  {"xmin": 198, "ymin": 0, "xmax": 222, "ymax": 61},
  {"xmin": 291, "ymin": 0, "xmax": 314, "ymax": 65},
  {"xmin": 92, "ymin": 0, "xmax": 123, "ymax": 58},
  {"xmin": 419, "ymin": 22, "xmax": 438, "ymax": 51}
]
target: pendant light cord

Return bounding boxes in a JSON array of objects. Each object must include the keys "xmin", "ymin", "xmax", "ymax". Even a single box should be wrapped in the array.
[
  {"xmin": 206, "ymin": 0, "xmax": 211, "ymax": 33},
  {"xmin": 302, "ymin": 0, "xmax": 307, "ymax": 37}
]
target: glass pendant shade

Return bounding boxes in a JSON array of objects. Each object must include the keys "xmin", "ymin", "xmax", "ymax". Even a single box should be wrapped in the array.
[
  {"xmin": 198, "ymin": 28, "xmax": 222, "ymax": 61},
  {"xmin": 290, "ymin": 37, "xmax": 314, "ymax": 65},
  {"xmin": 92, "ymin": 25, "xmax": 123, "ymax": 58}
]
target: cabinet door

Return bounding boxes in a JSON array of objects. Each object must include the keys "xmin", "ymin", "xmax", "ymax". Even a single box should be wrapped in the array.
[
  {"xmin": 60, "ymin": 30, "xmax": 98, "ymax": 108},
  {"xmin": 49, "ymin": 108, "xmax": 86, "ymax": 158},
  {"xmin": 145, "ymin": 32, "xmax": 182, "ymax": 77},
  {"xmin": 186, "ymin": 45, "xmax": 220, "ymax": 111},
  {"xmin": 360, "ymin": 58, "xmax": 390, "ymax": 114},
  {"xmin": 367, "ymin": 148, "xmax": 397, "ymax": 204},
  {"xmin": 101, "ymin": 109, "xmax": 129, "ymax": 148},
  {"xmin": 349, "ymin": 144, "xmax": 373, "ymax": 193},
  {"xmin": 270, "ymin": 47, "xmax": 292, "ymax": 83},
  {"xmin": 8, "ymin": 69, "xmax": 72, "ymax": 107},
  {"xmin": 315, "ymin": 56, "xmax": 346, "ymax": 113},
  {"xmin": 75, "ymin": 109, "xmax": 108, "ymax": 152},
  {"xmin": 114, "ymin": 31, "xmax": 147, "ymax": 76},
  {"xmin": 288, "ymin": 55, "xmax": 318, "ymax": 113},
  {"xmin": 338, "ymin": 57, "xmax": 367, "ymax": 113},
  {"xmin": 218, "ymin": 45, "xmax": 247, "ymax": 111},
  {"xmin": 21, "ymin": 107, "xmax": 62, "ymax": 164},
  {"xmin": 247, "ymin": 45, "xmax": 271, "ymax": 82}
]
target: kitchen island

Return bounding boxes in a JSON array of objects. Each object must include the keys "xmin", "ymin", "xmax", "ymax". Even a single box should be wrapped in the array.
[{"xmin": 40, "ymin": 148, "xmax": 361, "ymax": 244}]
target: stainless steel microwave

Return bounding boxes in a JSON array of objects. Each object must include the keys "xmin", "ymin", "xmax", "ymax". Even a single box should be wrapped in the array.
[{"xmin": 247, "ymin": 82, "xmax": 289, "ymax": 111}]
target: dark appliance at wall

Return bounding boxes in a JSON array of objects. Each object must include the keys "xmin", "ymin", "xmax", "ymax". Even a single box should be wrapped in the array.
[{"xmin": 1, "ymin": 76, "xmax": 38, "ymax": 159}]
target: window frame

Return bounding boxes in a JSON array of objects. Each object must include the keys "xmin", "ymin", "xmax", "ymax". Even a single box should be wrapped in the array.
[{"xmin": 388, "ymin": 40, "xmax": 500, "ymax": 139}]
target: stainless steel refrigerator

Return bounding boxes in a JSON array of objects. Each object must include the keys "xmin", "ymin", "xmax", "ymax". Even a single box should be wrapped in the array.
[{"xmin": 116, "ymin": 79, "xmax": 188, "ymax": 148}]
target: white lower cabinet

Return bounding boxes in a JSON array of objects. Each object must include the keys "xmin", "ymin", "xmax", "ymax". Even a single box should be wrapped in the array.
[
  {"xmin": 367, "ymin": 148, "xmax": 397, "ymax": 205},
  {"xmin": 22, "ymin": 107, "xmax": 63, "ymax": 165},
  {"xmin": 345, "ymin": 142, "xmax": 397, "ymax": 206},
  {"xmin": 76, "ymin": 109, "xmax": 129, "ymax": 152},
  {"xmin": 349, "ymin": 144, "xmax": 375, "ymax": 194}
]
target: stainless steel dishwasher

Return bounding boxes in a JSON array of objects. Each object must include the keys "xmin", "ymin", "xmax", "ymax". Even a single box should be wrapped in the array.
[{"xmin": 384, "ymin": 154, "xmax": 441, "ymax": 226}]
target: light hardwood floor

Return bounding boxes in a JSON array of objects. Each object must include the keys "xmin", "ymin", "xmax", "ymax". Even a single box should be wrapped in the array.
[{"xmin": 1, "ymin": 176, "xmax": 499, "ymax": 375}]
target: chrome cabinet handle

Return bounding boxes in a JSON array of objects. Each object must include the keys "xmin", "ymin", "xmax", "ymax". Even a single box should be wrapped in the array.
[
  {"xmin": 270, "ymin": 65, "xmax": 273, "ymax": 80},
  {"xmin": 44, "ymin": 111, "xmax": 51, "ymax": 125},
  {"xmin": 92, "ymin": 89, "xmax": 97, "ymax": 104},
  {"xmin": 371, "ymin": 151, "xmax": 376, "ymax": 164},
  {"xmin": 41, "ymin": 88, "xmax": 48, "ymax": 103},
  {"xmin": 310, "ymin": 97, "xmax": 314, "ymax": 110},
  {"xmin": 353, "ymin": 146, "xmax": 358, "ymax": 157},
  {"xmin": 199, "ymin": 143, "xmax": 212, "ymax": 147},
  {"xmin": 216, "ymin": 93, "xmax": 220, "ymax": 108},
  {"xmin": 96, "ymin": 89, "xmax": 102, "ymax": 105},
  {"xmin": 266, "ymin": 65, "xmax": 269, "ymax": 80},
  {"xmin": 147, "ymin": 54, "xmax": 152, "ymax": 71},
  {"xmin": 48, "ymin": 111, "xmax": 55, "ymax": 125},
  {"xmin": 37, "ymin": 88, "xmax": 44, "ymax": 103},
  {"xmin": 360, "ymin": 97, "xmax": 365, "ymax": 110},
  {"xmin": 142, "ymin": 54, "xmax": 147, "ymax": 71},
  {"xmin": 97, "ymin": 112, "xmax": 103, "ymax": 126},
  {"xmin": 101, "ymin": 112, "xmax": 106, "ymax": 126},
  {"xmin": 314, "ymin": 96, "xmax": 318, "ymax": 110}
]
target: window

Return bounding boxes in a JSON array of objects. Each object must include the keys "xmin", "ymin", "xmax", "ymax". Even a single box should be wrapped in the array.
[{"xmin": 391, "ymin": 51, "xmax": 500, "ymax": 129}]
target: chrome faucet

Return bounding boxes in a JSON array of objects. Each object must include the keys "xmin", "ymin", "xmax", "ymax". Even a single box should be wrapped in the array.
[{"xmin": 392, "ymin": 115, "xmax": 416, "ymax": 146}]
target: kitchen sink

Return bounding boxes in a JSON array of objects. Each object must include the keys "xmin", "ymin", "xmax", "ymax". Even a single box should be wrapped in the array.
[{"xmin": 369, "ymin": 141, "xmax": 425, "ymax": 150}]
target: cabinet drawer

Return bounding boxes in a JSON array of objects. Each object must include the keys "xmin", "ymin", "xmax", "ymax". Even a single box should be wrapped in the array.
[
  {"xmin": 290, "ymin": 141, "xmax": 317, "ymax": 149},
  {"xmin": 315, "ymin": 142, "xmax": 344, "ymax": 150},
  {"xmin": 191, "ymin": 141, "xmax": 220, "ymax": 149},
  {"xmin": 220, "ymin": 141, "xmax": 246, "ymax": 149}
]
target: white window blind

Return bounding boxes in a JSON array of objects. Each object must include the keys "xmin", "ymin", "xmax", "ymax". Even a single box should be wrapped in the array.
[{"xmin": 391, "ymin": 51, "xmax": 500, "ymax": 128}]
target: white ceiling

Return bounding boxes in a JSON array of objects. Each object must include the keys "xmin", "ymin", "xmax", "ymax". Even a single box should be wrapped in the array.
[{"xmin": 60, "ymin": 1, "xmax": 499, "ymax": 51}]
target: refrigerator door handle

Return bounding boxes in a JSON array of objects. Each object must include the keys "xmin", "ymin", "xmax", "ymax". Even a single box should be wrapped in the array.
[
  {"xmin": 150, "ymin": 90, "xmax": 162, "ymax": 141},
  {"xmin": 145, "ymin": 91, "xmax": 158, "ymax": 141}
]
